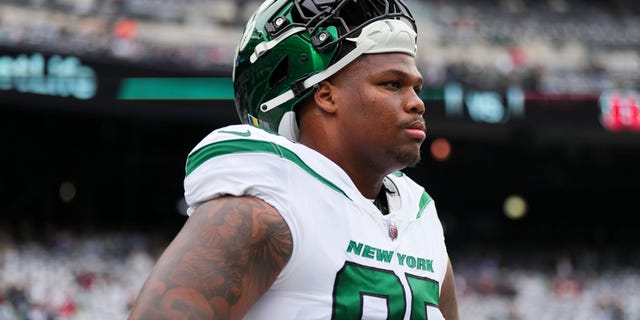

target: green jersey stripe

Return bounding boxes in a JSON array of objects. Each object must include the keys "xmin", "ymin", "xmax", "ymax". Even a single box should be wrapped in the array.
[
  {"xmin": 186, "ymin": 139, "xmax": 351, "ymax": 199},
  {"xmin": 416, "ymin": 191, "xmax": 432, "ymax": 219}
]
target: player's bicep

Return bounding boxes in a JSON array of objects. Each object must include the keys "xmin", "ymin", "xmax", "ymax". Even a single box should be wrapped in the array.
[{"xmin": 129, "ymin": 195, "xmax": 292, "ymax": 320}]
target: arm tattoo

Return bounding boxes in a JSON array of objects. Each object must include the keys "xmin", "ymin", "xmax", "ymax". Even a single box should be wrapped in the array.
[{"xmin": 129, "ymin": 196, "xmax": 293, "ymax": 320}]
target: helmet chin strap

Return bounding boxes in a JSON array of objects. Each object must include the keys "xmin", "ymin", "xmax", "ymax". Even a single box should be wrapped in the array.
[{"xmin": 259, "ymin": 19, "xmax": 417, "ymax": 140}]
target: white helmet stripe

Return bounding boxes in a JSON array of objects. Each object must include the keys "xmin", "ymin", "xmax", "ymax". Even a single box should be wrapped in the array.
[{"xmin": 250, "ymin": 26, "xmax": 307, "ymax": 63}]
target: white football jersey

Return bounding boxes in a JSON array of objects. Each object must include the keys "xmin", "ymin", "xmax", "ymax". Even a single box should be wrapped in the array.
[{"xmin": 184, "ymin": 124, "xmax": 449, "ymax": 320}]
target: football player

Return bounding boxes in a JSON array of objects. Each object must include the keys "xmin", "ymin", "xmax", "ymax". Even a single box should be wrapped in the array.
[{"xmin": 130, "ymin": 0, "xmax": 460, "ymax": 319}]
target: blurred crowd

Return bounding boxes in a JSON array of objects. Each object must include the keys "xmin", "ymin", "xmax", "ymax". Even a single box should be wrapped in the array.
[
  {"xmin": 0, "ymin": 0, "xmax": 243, "ymax": 70},
  {"xmin": 414, "ymin": 0, "xmax": 640, "ymax": 93},
  {"xmin": 452, "ymin": 246, "xmax": 640, "ymax": 319},
  {"xmin": 0, "ymin": 225, "xmax": 159, "ymax": 320},
  {"xmin": 0, "ymin": 224, "xmax": 639, "ymax": 320},
  {"xmin": 0, "ymin": 0, "xmax": 638, "ymax": 92}
]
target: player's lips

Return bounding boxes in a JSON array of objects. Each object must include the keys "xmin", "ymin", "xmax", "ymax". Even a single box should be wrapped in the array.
[{"xmin": 405, "ymin": 120, "xmax": 426, "ymax": 140}]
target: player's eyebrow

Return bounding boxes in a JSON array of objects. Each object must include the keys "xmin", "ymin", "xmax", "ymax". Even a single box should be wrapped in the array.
[{"xmin": 379, "ymin": 69, "xmax": 423, "ymax": 86}]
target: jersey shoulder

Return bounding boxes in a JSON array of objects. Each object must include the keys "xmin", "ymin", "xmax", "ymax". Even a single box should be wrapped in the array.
[
  {"xmin": 186, "ymin": 124, "xmax": 298, "ymax": 175},
  {"xmin": 183, "ymin": 124, "xmax": 298, "ymax": 215},
  {"xmin": 189, "ymin": 124, "xmax": 292, "ymax": 153}
]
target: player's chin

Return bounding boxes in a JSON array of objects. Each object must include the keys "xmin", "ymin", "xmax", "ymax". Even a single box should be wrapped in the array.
[{"xmin": 391, "ymin": 146, "xmax": 422, "ymax": 168}]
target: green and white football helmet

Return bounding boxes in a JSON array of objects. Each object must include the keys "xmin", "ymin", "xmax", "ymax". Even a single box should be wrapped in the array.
[{"xmin": 233, "ymin": 0, "xmax": 418, "ymax": 140}]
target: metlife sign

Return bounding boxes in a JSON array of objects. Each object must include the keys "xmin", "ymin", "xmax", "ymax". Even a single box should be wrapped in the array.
[
  {"xmin": 0, "ymin": 52, "xmax": 97, "ymax": 100},
  {"xmin": 0, "ymin": 49, "xmax": 237, "ymax": 126}
]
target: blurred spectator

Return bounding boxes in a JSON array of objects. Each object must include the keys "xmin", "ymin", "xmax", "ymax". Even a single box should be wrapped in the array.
[{"xmin": 596, "ymin": 294, "xmax": 625, "ymax": 320}]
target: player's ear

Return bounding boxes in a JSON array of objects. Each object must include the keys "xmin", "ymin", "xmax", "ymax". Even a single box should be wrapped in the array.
[{"xmin": 313, "ymin": 80, "xmax": 338, "ymax": 114}]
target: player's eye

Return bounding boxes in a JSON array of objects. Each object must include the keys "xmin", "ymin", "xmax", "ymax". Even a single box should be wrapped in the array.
[{"xmin": 382, "ymin": 81, "xmax": 401, "ymax": 89}]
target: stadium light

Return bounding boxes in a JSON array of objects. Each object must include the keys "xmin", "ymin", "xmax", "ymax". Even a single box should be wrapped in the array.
[{"xmin": 503, "ymin": 194, "xmax": 527, "ymax": 220}]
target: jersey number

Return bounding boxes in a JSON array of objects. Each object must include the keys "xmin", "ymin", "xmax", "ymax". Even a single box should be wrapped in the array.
[{"xmin": 332, "ymin": 262, "xmax": 439, "ymax": 319}]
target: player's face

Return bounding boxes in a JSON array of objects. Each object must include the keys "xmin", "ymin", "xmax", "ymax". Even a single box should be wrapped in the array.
[{"xmin": 332, "ymin": 53, "xmax": 426, "ymax": 172}]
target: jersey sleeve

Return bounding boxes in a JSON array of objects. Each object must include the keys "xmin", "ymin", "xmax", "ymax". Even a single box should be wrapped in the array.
[{"xmin": 182, "ymin": 125, "xmax": 294, "ymax": 222}]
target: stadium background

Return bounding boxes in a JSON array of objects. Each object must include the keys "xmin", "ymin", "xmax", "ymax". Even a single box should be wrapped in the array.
[{"xmin": 1, "ymin": 0, "xmax": 639, "ymax": 319}]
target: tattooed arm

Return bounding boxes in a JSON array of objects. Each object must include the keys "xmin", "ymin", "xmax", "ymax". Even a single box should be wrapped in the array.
[{"xmin": 128, "ymin": 195, "xmax": 293, "ymax": 320}]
